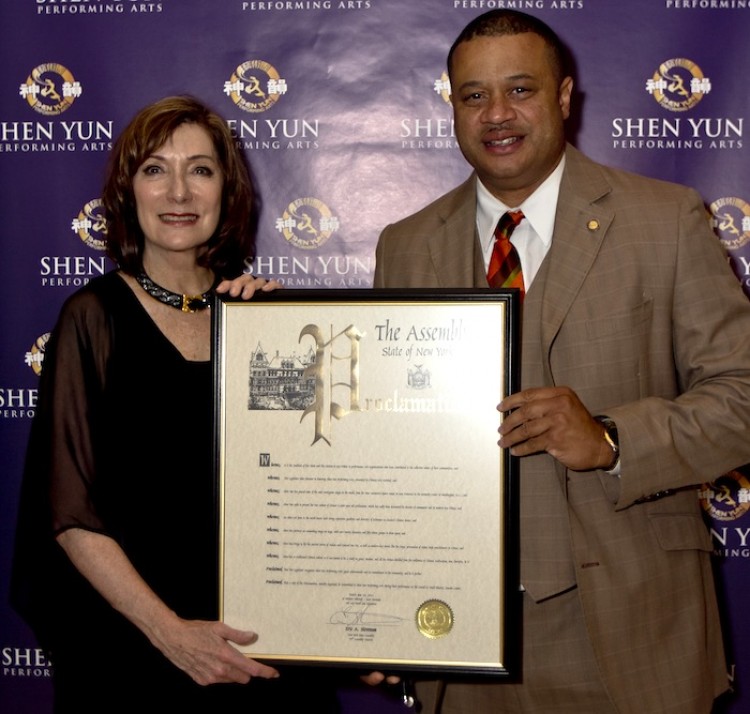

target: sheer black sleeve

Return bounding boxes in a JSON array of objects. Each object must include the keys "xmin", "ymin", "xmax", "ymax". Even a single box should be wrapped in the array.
[{"xmin": 38, "ymin": 285, "xmax": 114, "ymax": 535}]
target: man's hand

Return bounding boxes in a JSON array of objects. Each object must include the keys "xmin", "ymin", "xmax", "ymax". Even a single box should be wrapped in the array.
[
  {"xmin": 361, "ymin": 672, "xmax": 401, "ymax": 686},
  {"xmin": 499, "ymin": 386, "xmax": 614, "ymax": 471}
]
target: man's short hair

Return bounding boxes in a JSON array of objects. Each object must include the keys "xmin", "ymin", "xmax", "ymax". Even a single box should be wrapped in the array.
[{"xmin": 447, "ymin": 10, "xmax": 569, "ymax": 86}]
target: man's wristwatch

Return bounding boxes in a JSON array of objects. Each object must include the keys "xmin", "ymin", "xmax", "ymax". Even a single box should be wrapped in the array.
[{"xmin": 594, "ymin": 415, "xmax": 620, "ymax": 471}]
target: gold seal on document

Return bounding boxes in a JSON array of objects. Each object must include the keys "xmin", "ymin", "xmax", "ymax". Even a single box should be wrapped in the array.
[{"xmin": 416, "ymin": 600, "xmax": 453, "ymax": 639}]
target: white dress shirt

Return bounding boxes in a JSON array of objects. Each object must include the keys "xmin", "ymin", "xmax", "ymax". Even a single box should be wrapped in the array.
[{"xmin": 476, "ymin": 155, "xmax": 565, "ymax": 289}]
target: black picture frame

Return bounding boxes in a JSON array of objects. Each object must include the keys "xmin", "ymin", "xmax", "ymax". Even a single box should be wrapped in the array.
[{"xmin": 213, "ymin": 288, "xmax": 520, "ymax": 677}]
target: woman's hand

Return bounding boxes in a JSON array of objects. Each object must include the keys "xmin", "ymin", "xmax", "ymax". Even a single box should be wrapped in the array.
[
  {"xmin": 56, "ymin": 529, "xmax": 279, "ymax": 686},
  {"xmin": 215, "ymin": 274, "xmax": 282, "ymax": 300},
  {"xmin": 150, "ymin": 614, "xmax": 279, "ymax": 685}
]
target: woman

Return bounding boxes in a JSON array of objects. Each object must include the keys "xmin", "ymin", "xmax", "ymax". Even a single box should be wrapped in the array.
[{"xmin": 12, "ymin": 96, "xmax": 340, "ymax": 712}]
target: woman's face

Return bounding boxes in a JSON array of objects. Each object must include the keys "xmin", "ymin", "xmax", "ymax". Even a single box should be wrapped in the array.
[{"xmin": 132, "ymin": 122, "xmax": 223, "ymax": 262}]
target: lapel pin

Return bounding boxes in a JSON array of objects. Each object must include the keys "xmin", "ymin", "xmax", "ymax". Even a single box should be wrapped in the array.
[{"xmin": 587, "ymin": 219, "xmax": 600, "ymax": 231}]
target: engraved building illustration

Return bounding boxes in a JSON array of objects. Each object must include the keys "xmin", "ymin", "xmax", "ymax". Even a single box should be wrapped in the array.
[{"xmin": 248, "ymin": 342, "xmax": 316, "ymax": 410}]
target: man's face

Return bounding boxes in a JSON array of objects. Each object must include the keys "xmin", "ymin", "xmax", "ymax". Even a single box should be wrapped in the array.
[{"xmin": 450, "ymin": 32, "xmax": 573, "ymax": 206}]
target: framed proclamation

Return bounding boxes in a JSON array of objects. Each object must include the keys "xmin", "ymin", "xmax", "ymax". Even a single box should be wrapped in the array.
[{"xmin": 213, "ymin": 288, "xmax": 520, "ymax": 677}]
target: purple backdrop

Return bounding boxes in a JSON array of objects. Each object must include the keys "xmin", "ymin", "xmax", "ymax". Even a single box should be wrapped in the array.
[{"xmin": 2, "ymin": 1, "xmax": 749, "ymax": 712}]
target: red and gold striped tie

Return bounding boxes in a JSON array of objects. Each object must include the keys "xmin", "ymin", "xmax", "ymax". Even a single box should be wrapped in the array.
[{"xmin": 487, "ymin": 210, "xmax": 525, "ymax": 294}]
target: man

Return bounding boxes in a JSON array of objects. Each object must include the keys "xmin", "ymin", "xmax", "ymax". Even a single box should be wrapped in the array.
[{"xmin": 373, "ymin": 10, "xmax": 750, "ymax": 713}]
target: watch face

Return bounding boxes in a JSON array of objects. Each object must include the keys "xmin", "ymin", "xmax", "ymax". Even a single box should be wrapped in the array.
[
  {"xmin": 596, "ymin": 416, "xmax": 618, "ymax": 443},
  {"xmin": 595, "ymin": 416, "xmax": 619, "ymax": 470}
]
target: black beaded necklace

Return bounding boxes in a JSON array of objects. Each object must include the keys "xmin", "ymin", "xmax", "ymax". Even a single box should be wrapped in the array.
[{"xmin": 135, "ymin": 272, "xmax": 212, "ymax": 313}]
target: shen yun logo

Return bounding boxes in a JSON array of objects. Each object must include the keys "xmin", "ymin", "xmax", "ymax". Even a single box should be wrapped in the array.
[
  {"xmin": 711, "ymin": 197, "xmax": 750, "ymax": 252},
  {"xmin": 19, "ymin": 63, "xmax": 81, "ymax": 115},
  {"xmin": 25, "ymin": 333, "xmax": 51, "ymax": 377},
  {"xmin": 700, "ymin": 470, "xmax": 750, "ymax": 559},
  {"xmin": 612, "ymin": 56, "xmax": 742, "ymax": 150},
  {"xmin": 434, "ymin": 72, "xmax": 451, "ymax": 104},
  {"xmin": 224, "ymin": 60, "xmax": 287, "ymax": 114},
  {"xmin": 72, "ymin": 199, "xmax": 108, "ymax": 252},
  {"xmin": 276, "ymin": 197, "xmax": 339, "ymax": 250},
  {"xmin": 646, "ymin": 58, "xmax": 710, "ymax": 112}
]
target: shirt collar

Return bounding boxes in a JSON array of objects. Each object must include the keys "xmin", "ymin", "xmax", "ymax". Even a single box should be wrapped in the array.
[{"xmin": 476, "ymin": 155, "xmax": 566, "ymax": 252}]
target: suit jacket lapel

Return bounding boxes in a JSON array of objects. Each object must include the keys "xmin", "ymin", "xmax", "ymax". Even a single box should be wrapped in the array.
[
  {"xmin": 538, "ymin": 146, "xmax": 615, "ymax": 363},
  {"xmin": 427, "ymin": 175, "xmax": 486, "ymax": 288}
]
